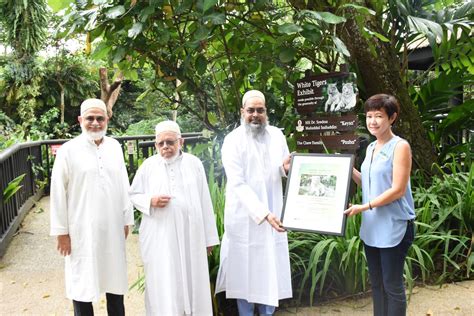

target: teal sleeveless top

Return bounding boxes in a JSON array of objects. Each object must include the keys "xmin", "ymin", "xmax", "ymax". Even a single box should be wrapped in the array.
[{"xmin": 360, "ymin": 135, "xmax": 415, "ymax": 247}]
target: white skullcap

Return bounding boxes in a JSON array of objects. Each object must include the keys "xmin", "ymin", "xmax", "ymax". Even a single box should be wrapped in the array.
[
  {"xmin": 155, "ymin": 120, "xmax": 181, "ymax": 136},
  {"xmin": 80, "ymin": 98, "xmax": 107, "ymax": 116},
  {"xmin": 242, "ymin": 90, "xmax": 265, "ymax": 107}
]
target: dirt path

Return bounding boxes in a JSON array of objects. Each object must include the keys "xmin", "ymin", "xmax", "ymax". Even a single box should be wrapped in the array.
[{"xmin": 0, "ymin": 197, "xmax": 473, "ymax": 315}]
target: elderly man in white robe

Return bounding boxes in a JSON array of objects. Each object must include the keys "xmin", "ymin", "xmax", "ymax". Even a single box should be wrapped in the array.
[
  {"xmin": 50, "ymin": 98, "xmax": 134, "ymax": 315},
  {"xmin": 215, "ymin": 90, "xmax": 293, "ymax": 315},
  {"xmin": 129, "ymin": 120, "xmax": 219, "ymax": 315}
]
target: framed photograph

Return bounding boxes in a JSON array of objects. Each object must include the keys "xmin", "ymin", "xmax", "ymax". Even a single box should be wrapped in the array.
[{"xmin": 281, "ymin": 153, "xmax": 354, "ymax": 235}]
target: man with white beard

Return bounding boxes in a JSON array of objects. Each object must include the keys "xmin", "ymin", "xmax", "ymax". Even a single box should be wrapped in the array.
[
  {"xmin": 50, "ymin": 98, "xmax": 133, "ymax": 315},
  {"xmin": 215, "ymin": 90, "xmax": 293, "ymax": 315},
  {"xmin": 129, "ymin": 120, "xmax": 219, "ymax": 315}
]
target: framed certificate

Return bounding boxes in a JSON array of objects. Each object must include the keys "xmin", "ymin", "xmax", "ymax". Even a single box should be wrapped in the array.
[{"xmin": 281, "ymin": 153, "xmax": 354, "ymax": 235}]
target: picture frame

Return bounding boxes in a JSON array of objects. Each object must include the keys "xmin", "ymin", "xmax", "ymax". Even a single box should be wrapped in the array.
[{"xmin": 281, "ymin": 153, "xmax": 354, "ymax": 235}]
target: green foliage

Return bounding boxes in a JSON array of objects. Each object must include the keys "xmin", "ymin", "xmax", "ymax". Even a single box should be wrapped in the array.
[
  {"xmin": 124, "ymin": 117, "xmax": 169, "ymax": 136},
  {"xmin": 1, "ymin": 57, "xmax": 45, "ymax": 132},
  {"xmin": 369, "ymin": 0, "xmax": 473, "ymax": 166},
  {"xmin": 124, "ymin": 113, "xmax": 206, "ymax": 137},
  {"xmin": 3, "ymin": 174, "xmax": 26, "ymax": 202},
  {"xmin": 291, "ymin": 160, "xmax": 473, "ymax": 305},
  {"xmin": 56, "ymin": 0, "xmax": 350, "ymax": 134},
  {"xmin": 41, "ymin": 53, "xmax": 100, "ymax": 124},
  {"xmin": 289, "ymin": 189, "xmax": 367, "ymax": 305},
  {"xmin": 29, "ymin": 108, "xmax": 73, "ymax": 140},
  {"xmin": 0, "ymin": 111, "xmax": 19, "ymax": 149},
  {"xmin": 413, "ymin": 160, "xmax": 474, "ymax": 235},
  {"xmin": 410, "ymin": 68, "xmax": 474, "ymax": 163},
  {"xmin": 0, "ymin": 0, "xmax": 49, "ymax": 57}
]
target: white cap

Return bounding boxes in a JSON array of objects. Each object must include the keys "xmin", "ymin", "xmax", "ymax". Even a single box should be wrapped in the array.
[
  {"xmin": 242, "ymin": 90, "xmax": 265, "ymax": 107},
  {"xmin": 155, "ymin": 120, "xmax": 181, "ymax": 136},
  {"xmin": 80, "ymin": 99, "xmax": 107, "ymax": 116}
]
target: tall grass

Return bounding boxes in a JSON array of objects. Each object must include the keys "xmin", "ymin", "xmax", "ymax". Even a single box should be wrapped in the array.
[
  {"xmin": 290, "ymin": 160, "xmax": 473, "ymax": 306},
  {"xmin": 131, "ymin": 145, "xmax": 473, "ymax": 309},
  {"xmin": 409, "ymin": 160, "xmax": 473, "ymax": 283},
  {"xmin": 288, "ymin": 188, "xmax": 367, "ymax": 306}
]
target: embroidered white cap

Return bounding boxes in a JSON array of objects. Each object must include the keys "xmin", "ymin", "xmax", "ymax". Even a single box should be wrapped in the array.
[
  {"xmin": 155, "ymin": 120, "xmax": 181, "ymax": 136},
  {"xmin": 242, "ymin": 90, "xmax": 265, "ymax": 107},
  {"xmin": 80, "ymin": 99, "xmax": 107, "ymax": 116}
]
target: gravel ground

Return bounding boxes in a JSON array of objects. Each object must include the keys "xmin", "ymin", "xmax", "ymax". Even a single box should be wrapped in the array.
[{"xmin": 1, "ymin": 196, "xmax": 473, "ymax": 315}]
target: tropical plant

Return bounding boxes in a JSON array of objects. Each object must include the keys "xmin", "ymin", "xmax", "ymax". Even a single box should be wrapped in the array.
[
  {"xmin": 290, "ymin": 159, "xmax": 473, "ymax": 305},
  {"xmin": 52, "ymin": 0, "xmax": 353, "ymax": 135},
  {"xmin": 0, "ymin": 0, "xmax": 49, "ymax": 58},
  {"xmin": 410, "ymin": 69, "xmax": 474, "ymax": 165},
  {"xmin": 288, "ymin": 188, "xmax": 368, "ymax": 305},
  {"xmin": 0, "ymin": 0, "xmax": 50, "ymax": 135},
  {"xmin": 3, "ymin": 174, "xmax": 26, "ymax": 202},
  {"xmin": 411, "ymin": 160, "xmax": 473, "ymax": 282},
  {"xmin": 41, "ymin": 53, "xmax": 100, "ymax": 125},
  {"xmin": 335, "ymin": 0, "xmax": 473, "ymax": 170}
]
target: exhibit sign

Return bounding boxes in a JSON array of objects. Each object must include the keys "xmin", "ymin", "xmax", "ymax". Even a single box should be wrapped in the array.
[
  {"xmin": 296, "ymin": 134, "xmax": 360, "ymax": 151},
  {"xmin": 294, "ymin": 72, "xmax": 358, "ymax": 115},
  {"xmin": 295, "ymin": 114, "xmax": 358, "ymax": 132}
]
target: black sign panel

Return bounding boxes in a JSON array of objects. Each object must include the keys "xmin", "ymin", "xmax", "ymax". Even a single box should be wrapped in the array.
[
  {"xmin": 296, "ymin": 114, "xmax": 358, "ymax": 133},
  {"xmin": 296, "ymin": 134, "xmax": 360, "ymax": 151},
  {"xmin": 294, "ymin": 72, "xmax": 358, "ymax": 115}
]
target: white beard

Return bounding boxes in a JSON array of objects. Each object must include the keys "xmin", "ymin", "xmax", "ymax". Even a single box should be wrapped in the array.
[
  {"xmin": 241, "ymin": 117, "xmax": 267, "ymax": 138},
  {"xmin": 164, "ymin": 150, "xmax": 181, "ymax": 164},
  {"xmin": 81, "ymin": 125, "xmax": 107, "ymax": 142}
]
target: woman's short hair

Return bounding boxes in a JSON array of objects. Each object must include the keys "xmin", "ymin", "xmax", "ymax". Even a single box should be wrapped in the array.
[{"xmin": 364, "ymin": 94, "xmax": 400, "ymax": 122}]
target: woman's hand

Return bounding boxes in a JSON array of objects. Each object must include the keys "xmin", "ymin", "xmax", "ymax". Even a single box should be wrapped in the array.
[{"xmin": 344, "ymin": 204, "xmax": 368, "ymax": 216}]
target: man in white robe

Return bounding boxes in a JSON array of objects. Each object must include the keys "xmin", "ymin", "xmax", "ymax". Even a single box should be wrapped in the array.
[
  {"xmin": 129, "ymin": 120, "xmax": 219, "ymax": 316},
  {"xmin": 215, "ymin": 90, "xmax": 293, "ymax": 315},
  {"xmin": 50, "ymin": 98, "xmax": 134, "ymax": 315}
]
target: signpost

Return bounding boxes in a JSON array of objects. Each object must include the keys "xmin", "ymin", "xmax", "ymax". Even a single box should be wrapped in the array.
[
  {"xmin": 284, "ymin": 69, "xmax": 362, "ymax": 236},
  {"xmin": 294, "ymin": 71, "xmax": 360, "ymax": 153}
]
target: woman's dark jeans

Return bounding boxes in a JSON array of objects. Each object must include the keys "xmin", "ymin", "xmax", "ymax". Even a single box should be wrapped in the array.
[{"xmin": 364, "ymin": 220, "xmax": 415, "ymax": 316}]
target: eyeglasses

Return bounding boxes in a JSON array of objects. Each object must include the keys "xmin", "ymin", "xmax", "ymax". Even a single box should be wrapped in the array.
[
  {"xmin": 245, "ymin": 107, "xmax": 266, "ymax": 114},
  {"xmin": 156, "ymin": 139, "xmax": 179, "ymax": 148},
  {"xmin": 84, "ymin": 115, "xmax": 106, "ymax": 123}
]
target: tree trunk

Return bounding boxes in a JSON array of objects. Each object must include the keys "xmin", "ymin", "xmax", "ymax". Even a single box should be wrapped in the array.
[
  {"xmin": 99, "ymin": 67, "xmax": 123, "ymax": 118},
  {"xmin": 339, "ymin": 8, "xmax": 437, "ymax": 172}
]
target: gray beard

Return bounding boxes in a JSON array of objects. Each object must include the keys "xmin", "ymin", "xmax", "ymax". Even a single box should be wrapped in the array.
[
  {"xmin": 164, "ymin": 150, "xmax": 181, "ymax": 164},
  {"xmin": 241, "ymin": 117, "xmax": 267, "ymax": 138},
  {"xmin": 81, "ymin": 125, "xmax": 107, "ymax": 142}
]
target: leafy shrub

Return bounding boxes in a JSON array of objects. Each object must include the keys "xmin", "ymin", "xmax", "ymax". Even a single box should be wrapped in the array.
[{"xmin": 290, "ymin": 161, "xmax": 473, "ymax": 306}]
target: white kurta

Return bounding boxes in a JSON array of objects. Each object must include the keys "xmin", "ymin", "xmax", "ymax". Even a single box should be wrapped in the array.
[
  {"xmin": 129, "ymin": 153, "xmax": 219, "ymax": 316},
  {"xmin": 215, "ymin": 125, "xmax": 293, "ymax": 306},
  {"xmin": 49, "ymin": 134, "xmax": 134, "ymax": 302}
]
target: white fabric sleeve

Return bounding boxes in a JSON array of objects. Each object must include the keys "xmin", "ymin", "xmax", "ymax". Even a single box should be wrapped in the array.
[
  {"xmin": 279, "ymin": 131, "xmax": 290, "ymax": 178},
  {"xmin": 129, "ymin": 162, "xmax": 154, "ymax": 216},
  {"xmin": 222, "ymin": 137, "xmax": 270, "ymax": 225},
  {"xmin": 197, "ymin": 161, "xmax": 220, "ymax": 247},
  {"xmin": 49, "ymin": 148, "xmax": 70, "ymax": 236},
  {"xmin": 119, "ymin": 153, "xmax": 135, "ymax": 226}
]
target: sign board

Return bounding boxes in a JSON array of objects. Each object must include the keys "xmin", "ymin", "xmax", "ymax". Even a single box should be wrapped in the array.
[
  {"xmin": 294, "ymin": 72, "xmax": 358, "ymax": 115},
  {"xmin": 50, "ymin": 144, "xmax": 62, "ymax": 156},
  {"xmin": 296, "ymin": 114, "xmax": 358, "ymax": 133},
  {"xmin": 296, "ymin": 134, "xmax": 359, "ymax": 151},
  {"xmin": 127, "ymin": 140, "xmax": 135, "ymax": 155}
]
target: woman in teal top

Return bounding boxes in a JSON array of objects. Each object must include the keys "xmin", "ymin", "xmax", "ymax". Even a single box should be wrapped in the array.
[{"xmin": 345, "ymin": 94, "xmax": 415, "ymax": 316}]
